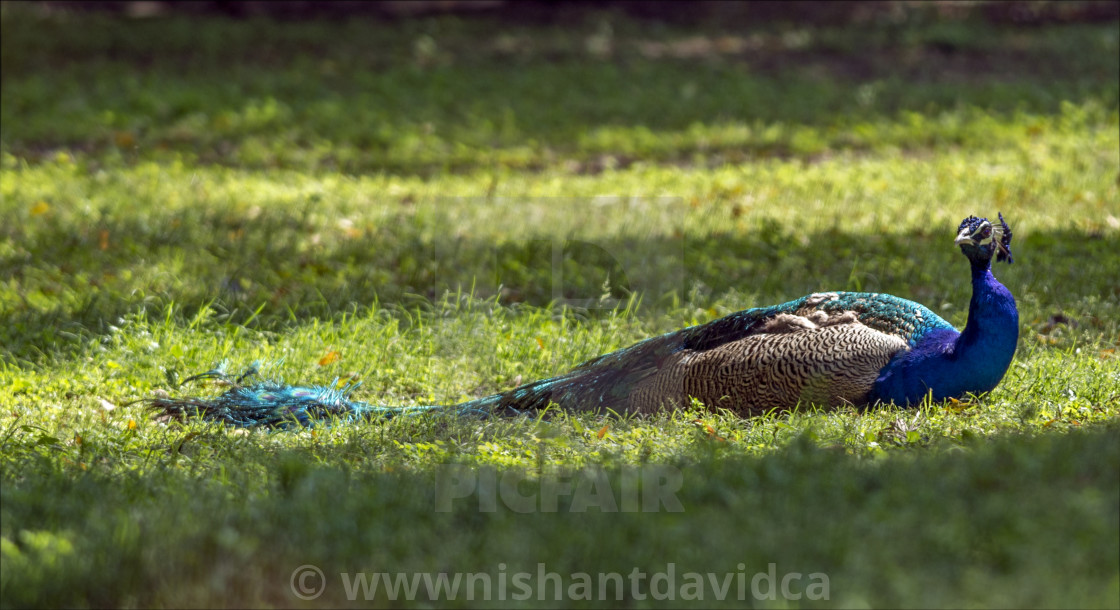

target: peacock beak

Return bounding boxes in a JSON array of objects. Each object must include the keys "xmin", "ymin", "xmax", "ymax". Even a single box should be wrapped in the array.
[{"xmin": 954, "ymin": 228, "xmax": 973, "ymax": 245}]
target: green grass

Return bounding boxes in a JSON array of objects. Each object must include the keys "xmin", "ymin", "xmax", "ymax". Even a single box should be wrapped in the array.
[{"xmin": 2, "ymin": 5, "xmax": 1119, "ymax": 608}]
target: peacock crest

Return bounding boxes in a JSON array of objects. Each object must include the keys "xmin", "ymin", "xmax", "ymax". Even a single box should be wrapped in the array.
[{"xmin": 956, "ymin": 212, "xmax": 1013, "ymax": 264}]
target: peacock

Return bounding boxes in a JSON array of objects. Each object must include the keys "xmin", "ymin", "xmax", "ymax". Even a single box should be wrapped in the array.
[{"xmin": 152, "ymin": 214, "xmax": 1018, "ymax": 427}]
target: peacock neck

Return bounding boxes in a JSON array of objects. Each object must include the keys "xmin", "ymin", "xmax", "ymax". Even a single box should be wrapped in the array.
[
  {"xmin": 871, "ymin": 255, "xmax": 1019, "ymax": 405},
  {"xmin": 947, "ymin": 257, "xmax": 1019, "ymax": 395}
]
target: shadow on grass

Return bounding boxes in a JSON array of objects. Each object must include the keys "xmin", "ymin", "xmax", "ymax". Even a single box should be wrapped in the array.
[{"xmin": 2, "ymin": 420, "xmax": 1117, "ymax": 607}]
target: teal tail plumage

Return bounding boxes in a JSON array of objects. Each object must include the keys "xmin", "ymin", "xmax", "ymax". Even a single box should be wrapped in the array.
[{"xmin": 150, "ymin": 361, "xmax": 492, "ymax": 427}]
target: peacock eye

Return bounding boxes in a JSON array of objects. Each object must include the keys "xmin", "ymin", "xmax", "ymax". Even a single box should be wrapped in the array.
[{"xmin": 980, "ymin": 226, "xmax": 991, "ymax": 237}]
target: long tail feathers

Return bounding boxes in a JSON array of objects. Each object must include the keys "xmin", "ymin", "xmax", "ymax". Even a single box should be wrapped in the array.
[{"xmin": 148, "ymin": 362, "xmax": 492, "ymax": 427}]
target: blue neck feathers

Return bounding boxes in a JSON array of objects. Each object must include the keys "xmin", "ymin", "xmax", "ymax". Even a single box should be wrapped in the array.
[{"xmin": 871, "ymin": 256, "xmax": 1018, "ymax": 405}]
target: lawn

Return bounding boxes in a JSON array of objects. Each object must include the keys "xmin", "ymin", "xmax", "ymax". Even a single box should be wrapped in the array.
[{"xmin": 1, "ymin": 3, "xmax": 1118, "ymax": 608}]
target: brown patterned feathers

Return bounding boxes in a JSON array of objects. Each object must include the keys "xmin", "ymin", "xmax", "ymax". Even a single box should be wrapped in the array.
[
  {"xmin": 628, "ymin": 310, "xmax": 908, "ymax": 414},
  {"xmin": 472, "ymin": 291, "xmax": 952, "ymax": 417}
]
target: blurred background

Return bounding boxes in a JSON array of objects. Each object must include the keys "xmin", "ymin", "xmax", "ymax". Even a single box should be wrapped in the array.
[
  {"xmin": 3, "ymin": 0, "xmax": 1118, "ymax": 356},
  {"xmin": 32, "ymin": 0, "xmax": 1120, "ymax": 24}
]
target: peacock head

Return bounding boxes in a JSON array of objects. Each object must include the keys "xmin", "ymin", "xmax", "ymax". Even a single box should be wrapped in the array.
[{"xmin": 955, "ymin": 213, "xmax": 1013, "ymax": 265}]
